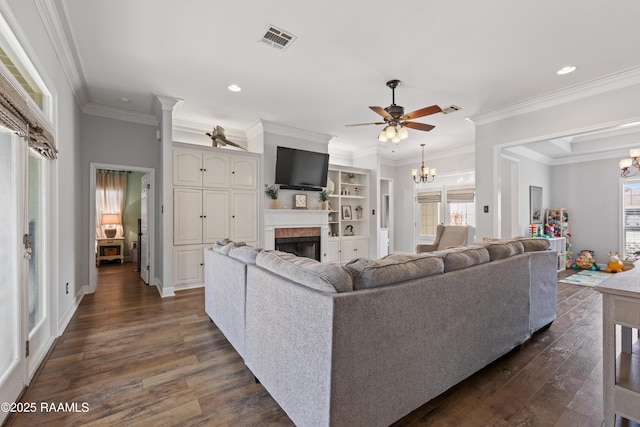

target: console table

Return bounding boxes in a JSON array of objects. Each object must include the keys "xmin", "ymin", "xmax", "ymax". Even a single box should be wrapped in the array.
[
  {"xmin": 596, "ymin": 267, "xmax": 640, "ymax": 426},
  {"xmin": 96, "ymin": 237, "xmax": 125, "ymax": 265}
]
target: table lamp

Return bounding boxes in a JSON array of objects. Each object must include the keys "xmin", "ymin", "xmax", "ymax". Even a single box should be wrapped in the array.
[{"xmin": 101, "ymin": 213, "xmax": 121, "ymax": 238}]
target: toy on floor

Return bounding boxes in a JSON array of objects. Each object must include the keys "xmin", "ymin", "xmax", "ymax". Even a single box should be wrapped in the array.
[
  {"xmin": 605, "ymin": 252, "xmax": 624, "ymax": 273},
  {"xmin": 572, "ymin": 250, "xmax": 599, "ymax": 271}
]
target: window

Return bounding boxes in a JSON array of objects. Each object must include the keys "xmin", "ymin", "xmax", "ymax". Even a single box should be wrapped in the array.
[
  {"xmin": 622, "ymin": 180, "xmax": 640, "ymax": 258},
  {"xmin": 417, "ymin": 191, "xmax": 441, "ymax": 236},
  {"xmin": 447, "ymin": 188, "xmax": 476, "ymax": 227}
]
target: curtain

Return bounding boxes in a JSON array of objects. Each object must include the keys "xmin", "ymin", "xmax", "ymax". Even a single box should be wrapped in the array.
[
  {"xmin": 446, "ymin": 188, "xmax": 475, "ymax": 203},
  {"xmin": 0, "ymin": 68, "xmax": 56, "ymax": 159},
  {"xmin": 96, "ymin": 170, "xmax": 127, "ymax": 238},
  {"xmin": 416, "ymin": 191, "xmax": 442, "ymax": 203}
]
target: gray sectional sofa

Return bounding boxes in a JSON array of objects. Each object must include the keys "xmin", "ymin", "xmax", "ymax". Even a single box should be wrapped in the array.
[{"xmin": 204, "ymin": 238, "xmax": 557, "ymax": 427}]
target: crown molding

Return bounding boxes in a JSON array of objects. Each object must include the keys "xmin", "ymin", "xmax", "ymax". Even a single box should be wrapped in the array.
[
  {"xmin": 34, "ymin": 0, "xmax": 89, "ymax": 107},
  {"xmin": 259, "ymin": 119, "xmax": 333, "ymax": 144},
  {"xmin": 470, "ymin": 67, "xmax": 640, "ymax": 126},
  {"xmin": 83, "ymin": 102, "xmax": 158, "ymax": 126}
]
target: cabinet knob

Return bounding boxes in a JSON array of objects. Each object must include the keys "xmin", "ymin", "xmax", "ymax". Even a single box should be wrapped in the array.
[
  {"xmin": 199, "ymin": 168, "xmax": 203, "ymax": 171},
  {"xmin": 200, "ymin": 263, "xmax": 204, "ymax": 266}
]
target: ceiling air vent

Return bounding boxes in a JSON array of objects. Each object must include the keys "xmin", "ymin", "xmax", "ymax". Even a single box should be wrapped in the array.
[
  {"xmin": 442, "ymin": 105, "xmax": 462, "ymax": 114},
  {"xmin": 259, "ymin": 25, "xmax": 297, "ymax": 51}
]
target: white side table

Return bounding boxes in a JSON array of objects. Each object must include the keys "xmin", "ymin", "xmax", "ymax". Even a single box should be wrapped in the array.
[
  {"xmin": 96, "ymin": 237, "xmax": 125, "ymax": 265},
  {"xmin": 596, "ymin": 267, "xmax": 640, "ymax": 426}
]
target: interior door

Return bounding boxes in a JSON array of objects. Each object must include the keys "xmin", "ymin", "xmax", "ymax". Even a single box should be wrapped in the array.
[
  {"xmin": 140, "ymin": 173, "xmax": 150, "ymax": 284},
  {"xmin": 0, "ymin": 132, "xmax": 27, "ymax": 424}
]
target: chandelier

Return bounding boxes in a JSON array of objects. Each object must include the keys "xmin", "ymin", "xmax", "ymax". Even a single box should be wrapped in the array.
[
  {"xmin": 412, "ymin": 144, "xmax": 436, "ymax": 183},
  {"xmin": 619, "ymin": 148, "xmax": 640, "ymax": 177}
]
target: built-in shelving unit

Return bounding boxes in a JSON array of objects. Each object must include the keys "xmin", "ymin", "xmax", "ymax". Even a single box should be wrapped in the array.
[{"xmin": 326, "ymin": 167, "xmax": 369, "ymax": 262}]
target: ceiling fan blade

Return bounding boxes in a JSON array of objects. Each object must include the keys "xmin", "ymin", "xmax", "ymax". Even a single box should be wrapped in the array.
[
  {"xmin": 403, "ymin": 121, "xmax": 435, "ymax": 132},
  {"xmin": 400, "ymin": 105, "xmax": 442, "ymax": 121},
  {"xmin": 345, "ymin": 122, "xmax": 386, "ymax": 127},
  {"xmin": 369, "ymin": 106, "xmax": 393, "ymax": 120}
]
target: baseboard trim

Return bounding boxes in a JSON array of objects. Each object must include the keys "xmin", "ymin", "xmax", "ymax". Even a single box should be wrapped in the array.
[{"xmin": 57, "ymin": 285, "xmax": 87, "ymax": 335}]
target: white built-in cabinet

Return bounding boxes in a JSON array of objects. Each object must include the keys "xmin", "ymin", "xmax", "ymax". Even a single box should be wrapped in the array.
[
  {"xmin": 325, "ymin": 166, "xmax": 369, "ymax": 262},
  {"xmin": 173, "ymin": 144, "xmax": 258, "ymax": 287}
]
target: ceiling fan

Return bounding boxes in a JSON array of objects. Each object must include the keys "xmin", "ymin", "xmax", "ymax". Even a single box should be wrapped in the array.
[
  {"xmin": 346, "ymin": 79, "xmax": 456, "ymax": 143},
  {"xmin": 206, "ymin": 125, "xmax": 245, "ymax": 149}
]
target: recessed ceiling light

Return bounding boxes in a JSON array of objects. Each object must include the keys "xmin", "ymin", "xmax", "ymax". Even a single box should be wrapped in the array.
[
  {"xmin": 228, "ymin": 84, "xmax": 242, "ymax": 92},
  {"xmin": 120, "ymin": 97, "xmax": 129, "ymax": 103},
  {"xmin": 557, "ymin": 66, "xmax": 576, "ymax": 75}
]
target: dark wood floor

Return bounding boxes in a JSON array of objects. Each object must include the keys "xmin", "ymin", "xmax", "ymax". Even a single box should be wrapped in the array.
[{"xmin": 4, "ymin": 264, "xmax": 638, "ymax": 426}]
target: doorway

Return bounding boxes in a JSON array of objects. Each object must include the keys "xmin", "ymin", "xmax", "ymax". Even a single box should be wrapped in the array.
[
  {"xmin": 379, "ymin": 178, "xmax": 393, "ymax": 257},
  {"xmin": 89, "ymin": 163, "xmax": 155, "ymax": 293}
]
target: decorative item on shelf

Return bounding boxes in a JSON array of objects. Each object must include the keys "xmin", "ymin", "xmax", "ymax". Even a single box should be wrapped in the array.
[
  {"xmin": 347, "ymin": 173, "xmax": 356, "ymax": 184},
  {"xmin": 264, "ymin": 184, "xmax": 279, "ymax": 209},
  {"xmin": 327, "ymin": 178, "xmax": 335, "ymax": 195},
  {"xmin": 412, "ymin": 144, "xmax": 436, "ymax": 183},
  {"xmin": 342, "ymin": 205, "xmax": 352, "ymax": 220},
  {"xmin": 344, "ymin": 224, "xmax": 354, "ymax": 236},
  {"xmin": 319, "ymin": 190, "xmax": 329, "ymax": 210},
  {"xmin": 619, "ymin": 148, "xmax": 640, "ymax": 177},
  {"xmin": 354, "ymin": 187, "xmax": 360, "ymax": 196},
  {"xmin": 355, "ymin": 205, "xmax": 363, "ymax": 219},
  {"xmin": 294, "ymin": 194, "xmax": 307, "ymax": 209},
  {"xmin": 101, "ymin": 213, "xmax": 121, "ymax": 238},
  {"xmin": 206, "ymin": 125, "xmax": 245, "ymax": 150}
]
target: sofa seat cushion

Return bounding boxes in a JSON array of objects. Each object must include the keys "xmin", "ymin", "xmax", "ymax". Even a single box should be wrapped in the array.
[
  {"xmin": 480, "ymin": 241, "xmax": 525, "ymax": 261},
  {"xmin": 345, "ymin": 253, "xmax": 444, "ymax": 290},
  {"xmin": 256, "ymin": 250, "xmax": 353, "ymax": 293},
  {"xmin": 517, "ymin": 238, "xmax": 551, "ymax": 252},
  {"xmin": 434, "ymin": 246, "xmax": 490, "ymax": 272},
  {"xmin": 228, "ymin": 246, "xmax": 261, "ymax": 264}
]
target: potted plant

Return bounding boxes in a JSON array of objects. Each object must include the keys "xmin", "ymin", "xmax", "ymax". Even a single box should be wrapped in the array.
[
  {"xmin": 265, "ymin": 184, "xmax": 279, "ymax": 209},
  {"xmin": 319, "ymin": 190, "xmax": 329, "ymax": 210}
]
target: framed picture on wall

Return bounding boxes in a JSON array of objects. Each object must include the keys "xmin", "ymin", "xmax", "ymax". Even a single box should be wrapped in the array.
[
  {"xmin": 529, "ymin": 186, "xmax": 543, "ymax": 224},
  {"xmin": 342, "ymin": 205, "xmax": 352, "ymax": 220}
]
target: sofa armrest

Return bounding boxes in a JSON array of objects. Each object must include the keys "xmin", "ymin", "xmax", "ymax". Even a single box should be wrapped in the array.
[{"xmin": 416, "ymin": 243, "xmax": 437, "ymax": 253}]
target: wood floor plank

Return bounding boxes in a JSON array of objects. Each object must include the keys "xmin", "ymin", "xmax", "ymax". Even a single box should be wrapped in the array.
[{"xmin": 5, "ymin": 263, "xmax": 639, "ymax": 426}]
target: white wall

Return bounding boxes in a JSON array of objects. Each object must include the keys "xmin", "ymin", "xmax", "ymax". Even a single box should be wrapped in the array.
[
  {"xmin": 392, "ymin": 151, "xmax": 475, "ymax": 253},
  {"xmin": 6, "ymin": 0, "xmax": 83, "ymax": 333},
  {"xmin": 550, "ymin": 157, "xmax": 621, "ymax": 264},
  {"xmin": 475, "ymin": 79, "xmax": 640, "ymax": 240}
]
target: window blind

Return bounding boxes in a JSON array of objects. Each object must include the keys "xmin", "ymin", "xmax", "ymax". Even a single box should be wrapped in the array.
[
  {"xmin": 0, "ymin": 69, "xmax": 56, "ymax": 159},
  {"xmin": 446, "ymin": 188, "xmax": 475, "ymax": 203},
  {"xmin": 416, "ymin": 191, "xmax": 442, "ymax": 203}
]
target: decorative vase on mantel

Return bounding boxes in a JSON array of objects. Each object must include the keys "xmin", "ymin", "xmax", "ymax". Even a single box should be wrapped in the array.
[
  {"xmin": 271, "ymin": 199, "xmax": 279, "ymax": 209},
  {"xmin": 322, "ymin": 201, "xmax": 328, "ymax": 210}
]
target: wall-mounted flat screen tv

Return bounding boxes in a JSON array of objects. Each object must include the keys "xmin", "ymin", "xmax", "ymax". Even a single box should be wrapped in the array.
[{"xmin": 275, "ymin": 146, "xmax": 329, "ymax": 191}]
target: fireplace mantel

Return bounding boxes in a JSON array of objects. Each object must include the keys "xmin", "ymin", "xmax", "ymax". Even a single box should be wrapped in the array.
[{"xmin": 264, "ymin": 209, "xmax": 330, "ymax": 261}]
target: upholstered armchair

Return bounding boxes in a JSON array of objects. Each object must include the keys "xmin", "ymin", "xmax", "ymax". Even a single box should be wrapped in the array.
[{"xmin": 416, "ymin": 224, "xmax": 475, "ymax": 253}]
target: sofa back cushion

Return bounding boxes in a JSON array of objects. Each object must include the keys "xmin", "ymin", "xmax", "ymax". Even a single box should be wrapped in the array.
[
  {"xmin": 345, "ymin": 253, "xmax": 444, "ymax": 290},
  {"xmin": 213, "ymin": 240, "xmax": 246, "ymax": 255},
  {"xmin": 517, "ymin": 238, "xmax": 551, "ymax": 252},
  {"xmin": 433, "ymin": 246, "xmax": 490, "ymax": 272},
  {"xmin": 480, "ymin": 241, "xmax": 525, "ymax": 261},
  {"xmin": 228, "ymin": 246, "xmax": 261, "ymax": 264},
  {"xmin": 256, "ymin": 250, "xmax": 353, "ymax": 293}
]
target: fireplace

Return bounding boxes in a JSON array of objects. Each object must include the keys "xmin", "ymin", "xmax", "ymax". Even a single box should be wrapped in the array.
[{"xmin": 275, "ymin": 227, "xmax": 321, "ymax": 261}]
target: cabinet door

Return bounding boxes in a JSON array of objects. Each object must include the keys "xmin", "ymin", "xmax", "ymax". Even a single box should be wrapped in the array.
[
  {"xmin": 341, "ymin": 238, "xmax": 355, "ymax": 262},
  {"xmin": 203, "ymin": 152, "xmax": 230, "ymax": 188},
  {"xmin": 324, "ymin": 239, "xmax": 340, "ymax": 263},
  {"xmin": 354, "ymin": 237, "xmax": 368, "ymax": 259},
  {"xmin": 203, "ymin": 190, "xmax": 230, "ymax": 243},
  {"xmin": 173, "ymin": 149, "xmax": 202, "ymax": 187},
  {"xmin": 173, "ymin": 245, "xmax": 204, "ymax": 286},
  {"xmin": 174, "ymin": 188, "xmax": 203, "ymax": 245},
  {"xmin": 231, "ymin": 191, "xmax": 257, "ymax": 243},
  {"xmin": 231, "ymin": 156, "xmax": 258, "ymax": 190}
]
